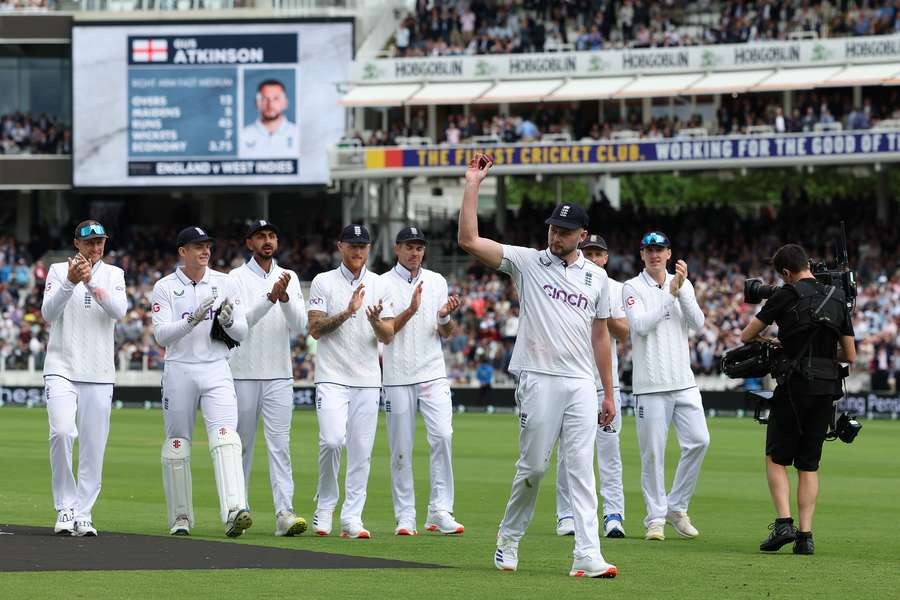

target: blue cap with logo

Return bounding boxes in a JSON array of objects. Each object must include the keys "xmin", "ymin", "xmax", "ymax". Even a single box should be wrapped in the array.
[
  {"xmin": 340, "ymin": 224, "xmax": 371, "ymax": 244},
  {"xmin": 245, "ymin": 219, "xmax": 279, "ymax": 239},
  {"xmin": 396, "ymin": 226, "xmax": 427, "ymax": 244},
  {"xmin": 176, "ymin": 226, "xmax": 214, "ymax": 247},
  {"xmin": 579, "ymin": 234, "xmax": 608, "ymax": 250},
  {"xmin": 640, "ymin": 231, "xmax": 671, "ymax": 249},
  {"xmin": 545, "ymin": 203, "xmax": 589, "ymax": 230}
]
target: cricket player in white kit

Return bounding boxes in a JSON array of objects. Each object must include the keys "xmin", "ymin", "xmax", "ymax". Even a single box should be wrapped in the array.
[
  {"xmin": 229, "ymin": 220, "xmax": 308, "ymax": 537},
  {"xmin": 458, "ymin": 154, "xmax": 618, "ymax": 579},
  {"xmin": 623, "ymin": 231, "xmax": 709, "ymax": 541},
  {"xmin": 381, "ymin": 226, "xmax": 464, "ymax": 536},
  {"xmin": 152, "ymin": 226, "xmax": 252, "ymax": 538},
  {"xmin": 42, "ymin": 220, "xmax": 126, "ymax": 537},
  {"xmin": 308, "ymin": 224, "xmax": 396, "ymax": 539},
  {"xmin": 556, "ymin": 235, "xmax": 629, "ymax": 539}
]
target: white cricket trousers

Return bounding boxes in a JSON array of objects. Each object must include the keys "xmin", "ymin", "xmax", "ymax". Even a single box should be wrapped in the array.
[
  {"xmin": 45, "ymin": 376, "xmax": 112, "ymax": 522},
  {"xmin": 635, "ymin": 386, "xmax": 710, "ymax": 526},
  {"xmin": 235, "ymin": 379, "xmax": 295, "ymax": 515},
  {"xmin": 315, "ymin": 384, "xmax": 379, "ymax": 526},
  {"xmin": 499, "ymin": 371, "xmax": 604, "ymax": 560},
  {"xmin": 557, "ymin": 388, "xmax": 625, "ymax": 519},
  {"xmin": 162, "ymin": 360, "xmax": 238, "ymax": 439},
  {"xmin": 384, "ymin": 378, "xmax": 454, "ymax": 522}
]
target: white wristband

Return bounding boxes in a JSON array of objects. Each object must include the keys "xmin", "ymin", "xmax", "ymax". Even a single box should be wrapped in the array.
[{"xmin": 437, "ymin": 313, "xmax": 451, "ymax": 325}]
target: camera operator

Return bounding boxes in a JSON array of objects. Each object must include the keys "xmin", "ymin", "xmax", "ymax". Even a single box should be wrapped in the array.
[{"xmin": 740, "ymin": 243, "xmax": 856, "ymax": 556}]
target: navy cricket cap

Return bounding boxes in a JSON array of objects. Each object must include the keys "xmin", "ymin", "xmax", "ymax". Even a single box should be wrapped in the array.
[
  {"xmin": 176, "ymin": 226, "xmax": 214, "ymax": 247},
  {"xmin": 75, "ymin": 220, "xmax": 108, "ymax": 240},
  {"xmin": 545, "ymin": 203, "xmax": 589, "ymax": 230},
  {"xmin": 396, "ymin": 226, "xmax": 427, "ymax": 244},
  {"xmin": 339, "ymin": 224, "xmax": 372, "ymax": 244},
  {"xmin": 640, "ymin": 231, "xmax": 671, "ymax": 249},
  {"xmin": 245, "ymin": 219, "xmax": 279, "ymax": 239},
  {"xmin": 579, "ymin": 234, "xmax": 608, "ymax": 251}
]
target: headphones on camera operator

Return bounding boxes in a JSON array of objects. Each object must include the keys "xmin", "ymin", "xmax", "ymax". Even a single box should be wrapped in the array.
[{"xmin": 722, "ymin": 228, "xmax": 860, "ymax": 444}]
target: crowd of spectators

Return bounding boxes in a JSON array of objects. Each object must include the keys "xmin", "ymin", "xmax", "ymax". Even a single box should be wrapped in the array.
[
  {"xmin": 392, "ymin": 0, "xmax": 900, "ymax": 57},
  {"xmin": 0, "ymin": 112, "xmax": 71, "ymax": 155},
  {"xmin": 3, "ymin": 193, "xmax": 898, "ymax": 392}
]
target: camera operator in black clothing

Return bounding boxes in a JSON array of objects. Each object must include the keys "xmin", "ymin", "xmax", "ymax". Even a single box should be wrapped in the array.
[{"xmin": 739, "ymin": 243, "xmax": 856, "ymax": 556}]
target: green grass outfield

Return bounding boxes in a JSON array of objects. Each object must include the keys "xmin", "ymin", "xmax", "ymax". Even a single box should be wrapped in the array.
[{"xmin": 1, "ymin": 408, "xmax": 897, "ymax": 600}]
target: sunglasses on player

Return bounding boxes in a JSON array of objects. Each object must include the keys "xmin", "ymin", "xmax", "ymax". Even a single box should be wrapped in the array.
[{"xmin": 77, "ymin": 223, "xmax": 107, "ymax": 238}]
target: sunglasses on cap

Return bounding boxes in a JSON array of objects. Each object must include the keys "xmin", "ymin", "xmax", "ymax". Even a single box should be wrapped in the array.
[
  {"xmin": 77, "ymin": 223, "xmax": 107, "ymax": 238},
  {"xmin": 641, "ymin": 232, "xmax": 668, "ymax": 247}
]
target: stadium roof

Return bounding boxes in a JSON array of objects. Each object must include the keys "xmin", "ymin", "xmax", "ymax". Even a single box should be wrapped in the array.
[
  {"xmin": 474, "ymin": 79, "xmax": 565, "ymax": 103},
  {"xmin": 686, "ymin": 69, "xmax": 775, "ymax": 95},
  {"xmin": 614, "ymin": 73, "xmax": 704, "ymax": 98},
  {"xmin": 818, "ymin": 63, "xmax": 900, "ymax": 87},
  {"xmin": 751, "ymin": 66, "xmax": 844, "ymax": 91},
  {"xmin": 339, "ymin": 83, "xmax": 421, "ymax": 106},
  {"xmin": 548, "ymin": 77, "xmax": 634, "ymax": 100},
  {"xmin": 406, "ymin": 81, "xmax": 493, "ymax": 105}
]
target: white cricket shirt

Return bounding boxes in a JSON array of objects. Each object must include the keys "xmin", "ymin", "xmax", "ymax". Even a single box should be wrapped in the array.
[
  {"xmin": 151, "ymin": 267, "xmax": 248, "ymax": 364},
  {"xmin": 308, "ymin": 264, "xmax": 396, "ymax": 387},
  {"xmin": 623, "ymin": 269, "xmax": 705, "ymax": 395},
  {"xmin": 42, "ymin": 260, "xmax": 127, "ymax": 384},
  {"xmin": 595, "ymin": 277, "xmax": 624, "ymax": 391},
  {"xmin": 499, "ymin": 246, "xmax": 609, "ymax": 381},
  {"xmin": 381, "ymin": 263, "xmax": 448, "ymax": 386},
  {"xmin": 228, "ymin": 257, "xmax": 306, "ymax": 380},
  {"xmin": 240, "ymin": 119, "xmax": 300, "ymax": 159}
]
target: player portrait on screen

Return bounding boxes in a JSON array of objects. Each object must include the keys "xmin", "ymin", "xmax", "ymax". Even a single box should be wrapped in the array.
[{"xmin": 240, "ymin": 78, "xmax": 300, "ymax": 159}]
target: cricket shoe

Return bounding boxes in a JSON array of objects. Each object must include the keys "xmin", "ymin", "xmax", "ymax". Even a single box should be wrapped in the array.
[
  {"xmin": 170, "ymin": 515, "xmax": 191, "ymax": 536},
  {"xmin": 394, "ymin": 520, "xmax": 418, "ymax": 536},
  {"xmin": 313, "ymin": 509, "xmax": 333, "ymax": 536},
  {"xmin": 645, "ymin": 520, "xmax": 665, "ymax": 541},
  {"xmin": 340, "ymin": 522, "xmax": 371, "ymax": 539},
  {"xmin": 494, "ymin": 537, "xmax": 518, "ymax": 572},
  {"xmin": 556, "ymin": 516, "xmax": 575, "ymax": 536},
  {"xmin": 424, "ymin": 511, "xmax": 464, "ymax": 534},
  {"xmin": 225, "ymin": 508, "xmax": 253, "ymax": 538},
  {"xmin": 569, "ymin": 555, "xmax": 618, "ymax": 578},
  {"xmin": 604, "ymin": 513, "xmax": 626, "ymax": 538},
  {"xmin": 54, "ymin": 508, "xmax": 75, "ymax": 535},
  {"xmin": 667, "ymin": 511, "xmax": 699, "ymax": 538},
  {"xmin": 275, "ymin": 510, "xmax": 308, "ymax": 537},
  {"xmin": 72, "ymin": 520, "xmax": 98, "ymax": 537}
]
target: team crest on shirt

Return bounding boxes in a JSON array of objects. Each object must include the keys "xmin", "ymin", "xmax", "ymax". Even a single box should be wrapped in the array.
[
  {"xmin": 584, "ymin": 272, "xmax": 593, "ymax": 287},
  {"xmin": 83, "ymin": 293, "xmax": 92, "ymax": 309},
  {"xmin": 519, "ymin": 413, "xmax": 528, "ymax": 428},
  {"xmin": 211, "ymin": 286, "xmax": 218, "ymax": 298}
]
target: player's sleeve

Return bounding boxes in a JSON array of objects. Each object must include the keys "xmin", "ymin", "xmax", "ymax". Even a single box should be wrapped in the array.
[
  {"xmin": 378, "ymin": 276, "xmax": 397, "ymax": 319},
  {"xmin": 498, "ymin": 244, "xmax": 532, "ymax": 278},
  {"xmin": 677, "ymin": 279, "xmax": 705, "ymax": 331},
  {"xmin": 235, "ymin": 271, "xmax": 274, "ymax": 327},
  {"xmin": 307, "ymin": 274, "xmax": 328, "ymax": 316},
  {"xmin": 623, "ymin": 281, "xmax": 676, "ymax": 336},
  {"xmin": 152, "ymin": 281, "xmax": 192, "ymax": 347},
  {"xmin": 41, "ymin": 263, "xmax": 75, "ymax": 323},
  {"xmin": 594, "ymin": 271, "xmax": 610, "ymax": 320},
  {"xmin": 223, "ymin": 278, "xmax": 248, "ymax": 342},
  {"xmin": 279, "ymin": 270, "xmax": 308, "ymax": 334},
  {"xmin": 92, "ymin": 266, "xmax": 128, "ymax": 321},
  {"xmin": 610, "ymin": 281, "xmax": 626, "ymax": 319}
]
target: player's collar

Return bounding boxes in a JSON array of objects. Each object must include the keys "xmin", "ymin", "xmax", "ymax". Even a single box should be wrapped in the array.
[
  {"xmin": 339, "ymin": 262, "xmax": 366, "ymax": 284},
  {"xmin": 247, "ymin": 256, "xmax": 276, "ymax": 278},
  {"xmin": 640, "ymin": 269, "xmax": 670, "ymax": 289},
  {"xmin": 176, "ymin": 266, "xmax": 210, "ymax": 286},
  {"xmin": 542, "ymin": 249, "xmax": 586, "ymax": 269},
  {"xmin": 393, "ymin": 262, "xmax": 421, "ymax": 284}
]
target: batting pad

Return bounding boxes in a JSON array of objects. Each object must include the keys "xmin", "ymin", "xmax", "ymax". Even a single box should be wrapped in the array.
[
  {"xmin": 209, "ymin": 426, "xmax": 248, "ymax": 523},
  {"xmin": 161, "ymin": 438, "xmax": 194, "ymax": 528}
]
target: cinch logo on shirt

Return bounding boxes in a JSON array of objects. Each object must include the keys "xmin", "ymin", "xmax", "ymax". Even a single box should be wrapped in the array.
[
  {"xmin": 542, "ymin": 284, "xmax": 589, "ymax": 310},
  {"xmin": 181, "ymin": 308, "xmax": 214, "ymax": 320}
]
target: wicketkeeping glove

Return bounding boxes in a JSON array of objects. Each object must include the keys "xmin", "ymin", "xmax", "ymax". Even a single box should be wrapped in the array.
[
  {"xmin": 217, "ymin": 297, "xmax": 234, "ymax": 328},
  {"xmin": 210, "ymin": 298, "xmax": 240, "ymax": 350},
  {"xmin": 187, "ymin": 296, "xmax": 215, "ymax": 327}
]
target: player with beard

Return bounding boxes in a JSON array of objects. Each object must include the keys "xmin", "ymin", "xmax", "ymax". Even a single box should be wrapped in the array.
[{"xmin": 240, "ymin": 79, "xmax": 300, "ymax": 159}]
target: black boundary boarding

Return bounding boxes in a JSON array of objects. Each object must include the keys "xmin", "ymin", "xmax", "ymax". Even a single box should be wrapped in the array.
[{"xmin": 0, "ymin": 525, "xmax": 444, "ymax": 572}]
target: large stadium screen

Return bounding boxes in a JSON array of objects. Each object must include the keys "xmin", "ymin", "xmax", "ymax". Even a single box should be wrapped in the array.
[{"xmin": 72, "ymin": 20, "xmax": 352, "ymax": 188}]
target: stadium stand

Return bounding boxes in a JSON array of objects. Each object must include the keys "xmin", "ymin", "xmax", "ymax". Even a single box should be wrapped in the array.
[
  {"xmin": 391, "ymin": 0, "xmax": 900, "ymax": 57},
  {"xmin": 0, "ymin": 112, "xmax": 71, "ymax": 155}
]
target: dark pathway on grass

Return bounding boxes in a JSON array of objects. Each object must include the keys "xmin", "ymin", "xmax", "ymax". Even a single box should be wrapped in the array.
[{"xmin": 0, "ymin": 524, "xmax": 444, "ymax": 572}]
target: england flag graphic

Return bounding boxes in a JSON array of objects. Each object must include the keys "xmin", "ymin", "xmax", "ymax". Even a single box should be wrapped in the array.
[{"xmin": 131, "ymin": 39, "xmax": 168, "ymax": 63}]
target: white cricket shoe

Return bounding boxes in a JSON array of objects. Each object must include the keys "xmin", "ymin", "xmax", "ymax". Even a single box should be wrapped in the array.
[
  {"xmin": 225, "ymin": 508, "xmax": 253, "ymax": 538},
  {"xmin": 494, "ymin": 537, "xmax": 519, "ymax": 572},
  {"xmin": 424, "ymin": 511, "xmax": 464, "ymax": 535},
  {"xmin": 667, "ymin": 511, "xmax": 699, "ymax": 538},
  {"xmin": 275, "ymin": 510, "xmax": 308, "ymax": 537},
  {"xmin": 645, "ymin": 520, "xmax": 665, "ymax": 541},
  {"xmin": 394, "ymin": 520, "xmax": 418, "ymax": 536},
  {"xmin": 313, "ymin": 509, "xmax": 333, "ymax": 537},
  {"xmin": 73, "ymin": 520, "xmax": 98, "ymax": 537},
  {"xmin": 603, "ymin": 513, "xmax": 626, "ymax": 538},
  {"xmin": 54, "ymin": 509, "xmax": 75, "ymax": 535},
  {"xmin": 569, "ymin": 555, "xmax": 618, "ymax": 578},
  {"xmin": 170, "ymin": 515, "xmax": 191, "ymax": 536},
  {"xmin": 340, "ymin": 522, "xmax": 371, "ymax": 539},
  {"xmin": 556, "ymin": 516, "xmax": 575, "ymax": 536}
]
